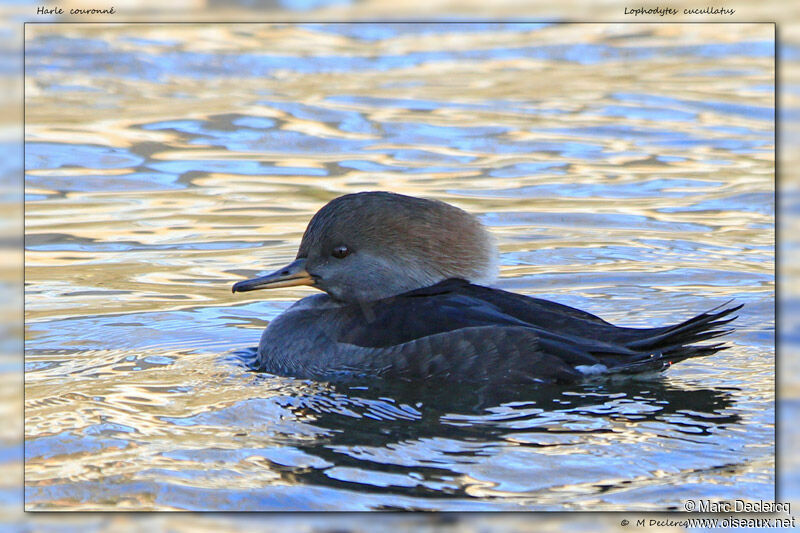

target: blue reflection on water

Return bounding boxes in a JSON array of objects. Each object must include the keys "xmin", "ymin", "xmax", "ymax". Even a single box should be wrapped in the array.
[
  {"xmin": 259, "ymin": 100, "xmax": 372, "ymax": 126},
  {"xmin": 613, "ymin": 92, "xmax": 774, "ymax": 122},
  {"xmin": 26, "ymin": 171, "xmax": 182, "ymax": 193},
  {"xmin": 488, "ymin": 162, "xmax": 568, "ymax": 178},
  {"xmin": 26, "ymin": 143, "xmax": 144, "ymax": 170},
  {"xmin": 326, "ymin": 95, "xmax": 568, "ymax": 115},
  {"xmin": 25, "ymin": 233, "xmax": 269, "ymax": 252},
  {"xmin": 457, "ymin": 177, "xmax": 724, "ymax": 199},
  {"xmin": 25, "ymin": 37, "xmax": 774, "ymax": 81},
  {"xmin": 25, "ymin": 431, "xmax": 129, "ymax": 461},
  {"xmin": 302, "ymin": 23, "xmax": 553, "ymax": 41},
  {"xmin": 148, "ymin": 159, "xmax": 328, "ymax": 176},
  {"xmin": 598, "ymin": 104, "xmax": 697, "ymax": 121},
  {"xmin": 657, "ymin": 192, "xmax": 774, "ymax": 215},
  {"xmin": 279, "ymin": 0, "xmax": 352, "ymax": 12}
]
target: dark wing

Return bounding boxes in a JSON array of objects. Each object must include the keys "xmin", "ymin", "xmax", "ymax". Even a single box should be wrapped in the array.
[
  {"xmin": 330, "ymin": 279, "xmax": 740, "ymax": 382},
  {"xmin": 334, "ymin": 279, "xmax": 534, "ymax": 348},
  {"xmin": 461, "ymin": 283, "xmax": 741, "ymax": 367}
]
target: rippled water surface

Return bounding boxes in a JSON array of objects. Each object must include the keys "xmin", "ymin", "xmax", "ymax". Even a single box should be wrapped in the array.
[{"xmin": 24, "ymin": 23, "xmax": 774, "ymax": 510}]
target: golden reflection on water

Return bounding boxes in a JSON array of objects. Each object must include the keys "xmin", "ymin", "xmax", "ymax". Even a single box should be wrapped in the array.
[{"xmin": 24, "ymin": 22, "xmax": 774, "ymax": 510}]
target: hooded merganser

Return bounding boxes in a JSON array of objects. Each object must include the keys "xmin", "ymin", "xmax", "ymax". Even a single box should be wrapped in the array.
[{"xmin": 232, "ymin": 191, "xmax": 739, "ymax": 384}]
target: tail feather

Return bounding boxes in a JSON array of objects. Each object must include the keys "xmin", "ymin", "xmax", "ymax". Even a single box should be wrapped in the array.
[
  {"xmin": 657, "ymin": 327, "xmax": 736, "ymax": 357},
  {"xmin": 625, "ymin": 303, "xmax": 742, "ymax": 352},
  {"xmin": 607, "ymin": 342, "xmax": 732, "ymax": 376},
  {"xmin": 597, "ymin": 303, "xmax": 741, "ymax": 374}
]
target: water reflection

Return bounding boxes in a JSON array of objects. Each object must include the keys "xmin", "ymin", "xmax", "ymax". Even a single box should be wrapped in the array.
[{"xmin": 109, "ymin": 348, "xmax": 746, "ymax": 509}]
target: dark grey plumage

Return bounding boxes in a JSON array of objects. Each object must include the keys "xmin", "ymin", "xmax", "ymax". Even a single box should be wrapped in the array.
[{"xmin": 255, "ymin": 278, "xmax": 740, "ymax": 384}]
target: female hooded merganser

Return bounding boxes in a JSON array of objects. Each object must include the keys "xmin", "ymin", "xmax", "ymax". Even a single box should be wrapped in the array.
[{"xmin": 232, "ymin": 191, "xmax": 739, "ymax": 384}]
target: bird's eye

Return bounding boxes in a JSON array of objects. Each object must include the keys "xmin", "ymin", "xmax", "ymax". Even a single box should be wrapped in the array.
[{"xmin": 331, "ymin": 245, "xmax": 351, "ymax": 259}]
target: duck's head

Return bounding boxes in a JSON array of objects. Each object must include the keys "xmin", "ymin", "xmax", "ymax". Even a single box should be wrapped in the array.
[{"xmin": 232, "ymin": 191, "xmax": 498, "ymax": 303}]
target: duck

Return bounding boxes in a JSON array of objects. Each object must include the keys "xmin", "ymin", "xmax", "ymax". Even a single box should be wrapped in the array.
[{"xmin": 232, "ymin": 191, "xmax": 739, "ymax": 384}]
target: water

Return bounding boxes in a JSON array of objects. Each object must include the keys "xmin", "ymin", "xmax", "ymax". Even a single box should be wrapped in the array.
[{"xmin": 24, "ymin": 23, "xmax": 774, "ymax": 510}]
